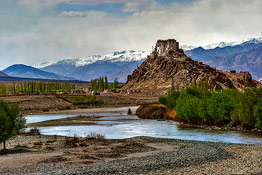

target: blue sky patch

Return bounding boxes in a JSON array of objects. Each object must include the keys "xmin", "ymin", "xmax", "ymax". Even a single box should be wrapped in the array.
[
  {"xmin": 156, "ymin": 0, "xmax": 196, "ymax": 5},
  {"xmin": 156, "ymin": 0, "xmax": 175, "ymax": 5}
]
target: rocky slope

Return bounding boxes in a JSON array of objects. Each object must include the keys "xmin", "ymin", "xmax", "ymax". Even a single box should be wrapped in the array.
[
  {"xmin": 204, "ymin": 46, "xmax": 262, "ymax": 80},
  {"xmin": 123, "ymin": 39, "xmax": 260, "ymax": 94}
]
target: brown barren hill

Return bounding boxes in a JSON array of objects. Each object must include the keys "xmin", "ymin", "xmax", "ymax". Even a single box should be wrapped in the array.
[{"xmin": 123, "ymin": 39, "xmax": 261, "ymax": 95}]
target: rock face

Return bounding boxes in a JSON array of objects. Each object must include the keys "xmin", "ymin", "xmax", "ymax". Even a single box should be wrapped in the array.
[{"xmin": 123, "ymin": 39, "xmax": 260, "ymax": 94}]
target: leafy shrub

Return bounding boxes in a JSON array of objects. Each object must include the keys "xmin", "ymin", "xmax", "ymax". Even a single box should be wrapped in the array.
[
  {"xmin": 86, "ymin": 132, "xmax": 105, "ymax": 140},
  {"xmin": 86, "ymin": 95, "xmax": 96, "ymax": 105},
  {"xmin": 72, "ymin": 99, "xmax": 78, "ymax": 106},
  {"xmin": 158, "ymin": 96, "xmax": 167, "ymax": 105},
  {"xmin": 27, "ymin": 128, "xmax": 41, "ymax": 135},
  {"xmin": 71, "ymin": 95, "xmax": 97, "ymax": 105},
  {"xmin": 97, "ymin": 99, "xmax": 104, "ymax": 105}
]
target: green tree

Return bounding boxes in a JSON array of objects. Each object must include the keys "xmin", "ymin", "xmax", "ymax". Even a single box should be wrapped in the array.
[
  {"xmin": 207, "ymin": 93, "xmax": 232, "ymax": 122},
  {"xmin": 238, "ymin": 88, "xmax": 262, "ymax": 127},
  {"xmin": 254, "ymin": 100, "xmax": 262, "ymax": 128},
  {"xmin": 176, "ymin": 96, "xmax": 199, "ymax": 123},
  {"xmin": 0, "ymin": 101, "xmax": 25, "ymax": 151},
  {"xmin": 105, "ymin": 76, "xmax": 109, "ymax": 90},
  {"xmin": 113, "ymin": 78, "xmax": 118, "ymax": 88}
]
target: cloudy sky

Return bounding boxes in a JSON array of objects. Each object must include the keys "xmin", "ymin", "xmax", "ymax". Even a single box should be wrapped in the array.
[{"xmin": 0, "ymin": 0, "xmax": 262, "ymax": 69}]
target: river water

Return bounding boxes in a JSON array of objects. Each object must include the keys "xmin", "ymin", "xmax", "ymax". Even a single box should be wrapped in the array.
[{"xmin": 26, "ymin": 106, "xmax": 262, "ymax": 145}]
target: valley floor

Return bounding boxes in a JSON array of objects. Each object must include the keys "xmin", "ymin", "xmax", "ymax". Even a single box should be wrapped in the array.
[{"xmin": 0, "ymin": 135, "xmax": 261, "ymax": 175}]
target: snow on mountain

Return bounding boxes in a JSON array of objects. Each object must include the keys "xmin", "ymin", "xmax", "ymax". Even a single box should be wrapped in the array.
[
  {"xmin": 35, "ymin": 50, "xmax": 150, "ymax": 68},
  {"xmin": 180, "ymin": 45, "xmax": 197, "ymax": 51},
  {"xmin": 203, "ymin": 37, "xmax": 262, "ymax": 50},
  {"xmin": 34, "ymin": 61, "xmax": 55, "ymax": 68},
  {"xmin": 240, "ymin": 37, "xmax": 262, "ymax": 46},
  {"xmin": 34, "ymin": 37, "xmax": 262, "ymax": 68},
  {"xmin": 104, "ymin": 50, "xmax": 150, "ymax": 63},
  {"xmin": 203, "ymin": 41, "xmax": 242, "ymax": 50}
]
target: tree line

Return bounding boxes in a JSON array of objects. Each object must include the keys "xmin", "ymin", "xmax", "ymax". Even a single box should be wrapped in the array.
[
  {"xmin": 159, "ymin": 80, "xmax": 262, "ymax": 129},
  {"xmin": 0, "ymin": 81, "xmax": 75, "ymax": 96},
  {"xmin": 90, "ymin": 76, "xmax": 118, "ymax": 91}
]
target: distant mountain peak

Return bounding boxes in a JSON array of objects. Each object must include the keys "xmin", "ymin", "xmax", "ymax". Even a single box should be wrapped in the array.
[
  {"xmin": 182, "ymin": 37, "xmax": 262, "ymax": 51},
  {"xmin": 3, "ymin": 64, "xmax": 75, "ymax": 80},
  {"xmin": 34, "ymin": 61, "xmax": 55, "ymax": 69},
  {"xmin": 35, "ymin": 50, "xmax": 150, "ymax": 68}
]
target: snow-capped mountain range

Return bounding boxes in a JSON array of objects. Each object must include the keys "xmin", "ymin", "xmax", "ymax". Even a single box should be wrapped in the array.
[
  {"xmin": 34, "ymin": 50, "xmax": 150, "ymax": 69},
  {"xmin": 4, "ymin": 36, "xmax": 259, "ymax": 82},
  {"xmin": 34, "ymin": 37, "xmax": 262, "ymax": 69},
  {"xmin": 181, "ymin": 37, "xmax": 262, "ymax": 50}
]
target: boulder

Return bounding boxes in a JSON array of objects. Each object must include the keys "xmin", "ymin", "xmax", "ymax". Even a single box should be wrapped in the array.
[{"xmin": 136, "ymin": 104, "xmax": 167, "ymax": 119}]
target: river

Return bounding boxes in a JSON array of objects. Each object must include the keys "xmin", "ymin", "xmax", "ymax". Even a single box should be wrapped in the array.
[{"xmin": 25, "ymin": 106, "xmax": 262, "ymax": 144}]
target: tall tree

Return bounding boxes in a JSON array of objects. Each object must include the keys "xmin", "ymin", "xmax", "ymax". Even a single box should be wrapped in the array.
[
  {"xmin": 0, "ymin": 101, "xmax": 25, "ymax": 151},
  {"xmin": 105, "ymin": 76, "xmax": 109, "ymax": 90},
  {"xmin": 113, "ymin": 78, "xmax": 118, "ymax": 88}
]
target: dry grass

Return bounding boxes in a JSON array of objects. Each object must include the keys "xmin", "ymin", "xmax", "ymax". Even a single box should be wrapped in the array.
[{"xmin": 86, "ymin": 133, "xmax": 105, "ymax": 140}]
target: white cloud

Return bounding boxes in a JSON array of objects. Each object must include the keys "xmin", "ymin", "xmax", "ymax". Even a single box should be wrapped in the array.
[
  {"xmin": 59, "ymin": 10, "xmax": 107, "ymax": 18},
  {"xmin": 122, "ymin": 0, "xmax": 155, "ymax": 12}
]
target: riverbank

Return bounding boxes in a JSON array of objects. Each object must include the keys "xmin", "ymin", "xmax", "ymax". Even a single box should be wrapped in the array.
[
  {"xmin": 0, "ymin": 93, "xmax": 158, "ymax": 115},
  {"xmin": 136, "ymin": 104, "xmax": 262, "ymax": 134},
  {"xmin": 0, "ymin": 135, "xmax": 261, "ymax": 174}
]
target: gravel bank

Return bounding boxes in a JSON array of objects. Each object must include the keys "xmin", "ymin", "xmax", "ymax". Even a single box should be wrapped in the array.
[{"xmin": 0, "ymin": 137, "xmax": 236, "ymax": 175}]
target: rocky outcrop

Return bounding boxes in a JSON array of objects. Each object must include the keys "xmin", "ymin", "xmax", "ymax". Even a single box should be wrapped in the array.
[
  {"xmin": 136, "ymin": 104, "xmax": 167, "ymax": 119},
  {"xmin": 123, "ymin": 39, "xmax": 261, "ymax": 95},
  {"xmin": 136, "ymin": 104, "xmax": 176, "ymax": 120}
]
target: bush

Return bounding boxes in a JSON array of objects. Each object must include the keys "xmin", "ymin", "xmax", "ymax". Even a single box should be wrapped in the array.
[
  {"xmin": 72, "ymin": 99, "xmax": 78, "ymax": 106},
  {"xmin": 86, "ymin": 95, "xmax": 96, "ymax": 105},
  {"xmin": 27, "ymin": 128, "xmax": 41, "ymax": 135},
  {"xmin": 86, "ymin": 132, "xmax": 105, "ymax": 140},
  {"xmin": 71, "ymin": 95, "xmax": 97, "ymax": 105},
  {"xmin": 110, "ymin": 88, "xmax": 117, "ymax": 93},
  {"xmin": 97, "ymin": 99, "xmax": 104, "ymax": 105},
  {"xmin": 158, "ymin": 96, "xmax": 167, "ymax": 105}
]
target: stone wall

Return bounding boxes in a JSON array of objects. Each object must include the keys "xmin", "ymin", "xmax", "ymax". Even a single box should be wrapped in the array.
[{"xmin": 155, "ymin": 39, "xmax": 179, "ymax": 56}]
